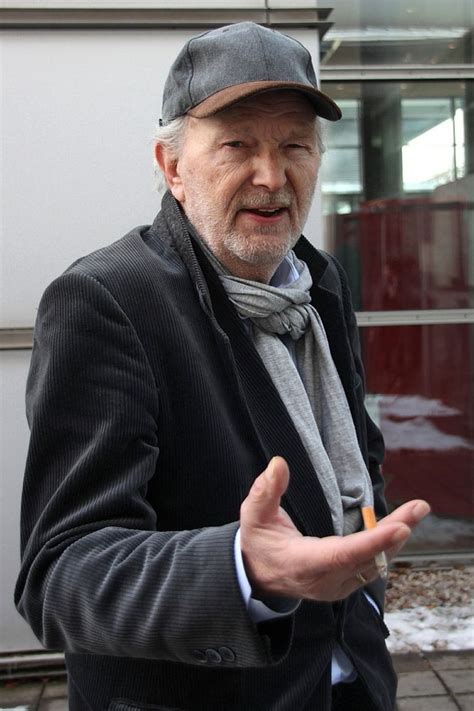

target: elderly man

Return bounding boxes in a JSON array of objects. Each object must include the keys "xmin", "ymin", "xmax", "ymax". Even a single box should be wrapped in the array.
[{"xmin": 16, "ymin": 22, "xmax": 429, "ymax": 711}]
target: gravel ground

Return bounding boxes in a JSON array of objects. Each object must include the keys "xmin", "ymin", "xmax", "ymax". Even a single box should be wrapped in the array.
[
  {"xmin": 385, "ymin": 564, "xmax": 473, "ymax": 611},
  {"xmin": 383, "ymin": 564, "xmax": 474, "ymax": 653}
]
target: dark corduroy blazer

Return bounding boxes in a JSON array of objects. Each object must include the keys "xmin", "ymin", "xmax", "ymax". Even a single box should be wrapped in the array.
[{"xmin": 15, "ymin": 193, "xmax": 396, "ymax": 710}]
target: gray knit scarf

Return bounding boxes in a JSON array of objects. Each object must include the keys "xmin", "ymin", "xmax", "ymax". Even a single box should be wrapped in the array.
[{"xmin": 199, "ymin": 240, "xmax": 373, "ymax": 536}]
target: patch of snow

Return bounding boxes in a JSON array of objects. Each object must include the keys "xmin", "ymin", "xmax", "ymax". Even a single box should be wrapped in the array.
[
  {"xmin": 385, "ymin": 605, "xmax": 474, "ymax": 653},
  {"xmin": 381, "ymin": 416, "xmax": 473, "ymax": 451},
  {"xmin": 365, "ymin": 394, "xmax": 383, "ymax": 428},
  {"xmin": 366, "ymin": 394, "xmax": 461, "ymax": 419},
  {"xmin": 380, "ymin": 394, "xmax": 461, "ymax": 419}
]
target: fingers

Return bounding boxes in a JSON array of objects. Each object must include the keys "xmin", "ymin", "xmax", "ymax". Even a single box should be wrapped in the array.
[
  {"xmin": 324, "ymin": 502, "xmax": 429, "ymax": 577},
  {"xmin": 355, "ymin": 569, "xmax": 374, "ymax": 586},
  {"xmin": 357, "ymin": 500, "xmax": 430, "ymax": 567},
  {"xmin": 241, "ymin": 456, "xmax": 290, "ymax": 527},
  {"xmin": 304, "ymin": 521, "xmax": 410, "ymax": 574},
  {"xmin": 379, "ymin": 499, "xmax": 431, "ymax": 531},
  {"xmin": 239, "ymin": 458, "xmax": 295, "ymax": 598}
]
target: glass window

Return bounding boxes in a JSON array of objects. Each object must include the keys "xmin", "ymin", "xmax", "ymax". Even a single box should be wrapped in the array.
[
  {"xmin": 321, "ymin": 1, "xmax": 473, "ymax": 67},
  {"xmin": 320, "ymin": 81, "xmax": 474, "ymax": 311},
  {"xmin": 402, "ymin": 98, "xmax": 465, "ymax": 192},
  {"xmin": 320, "ymin": 76, "xmax": 474, "ymax": 554},
  {"xmin": 322, "ymin": 100, "xmax": 362, "ymax": 198},
  {"xmin": 362, "ymin": 323, "xmax": 474, "ymax": 553}
]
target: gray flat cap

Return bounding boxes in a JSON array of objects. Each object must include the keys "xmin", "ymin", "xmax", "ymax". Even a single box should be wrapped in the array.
[{"xmin": 161, "ymin": 22, "xmax": 341, "ymax": 124}]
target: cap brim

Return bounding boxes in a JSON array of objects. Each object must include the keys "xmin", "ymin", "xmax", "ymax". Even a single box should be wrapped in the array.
[{"xmin": 187, "ymin": 80, "xmax": 342, "ymax": 121}]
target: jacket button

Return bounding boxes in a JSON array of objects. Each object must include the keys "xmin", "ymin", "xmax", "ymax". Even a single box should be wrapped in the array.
[
  {"xmin": 205, "ymin": 648, "xmax": 222, "ymax": 664},
  {"xmin": 191, "ymin": 649, "xmax": 207, "ymax": 663},
  {"xmin": 218, "ymin": 646, "xmax": 236, "ymax": 662}
]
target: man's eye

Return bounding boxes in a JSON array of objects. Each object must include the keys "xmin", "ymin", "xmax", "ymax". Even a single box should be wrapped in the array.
[{"xmin": 224, "ymin": 141, "xmax": 244, "ymax": 148}]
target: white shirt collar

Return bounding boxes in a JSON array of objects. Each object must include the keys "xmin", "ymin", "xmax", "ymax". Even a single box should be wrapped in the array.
[{"xmin": 270, "ymin": 252, "xmax": 301, "ymax": 288}]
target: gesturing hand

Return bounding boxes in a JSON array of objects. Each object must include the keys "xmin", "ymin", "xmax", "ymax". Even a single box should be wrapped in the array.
[{"xmin": 239, "ymin": 457, "xmax": 430, "ymax": 602}]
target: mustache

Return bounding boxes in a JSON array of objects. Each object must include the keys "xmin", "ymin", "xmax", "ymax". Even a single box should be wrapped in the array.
[{"xmin": 234, "ymin": 192, "xmax": 292, "ymax": 210}]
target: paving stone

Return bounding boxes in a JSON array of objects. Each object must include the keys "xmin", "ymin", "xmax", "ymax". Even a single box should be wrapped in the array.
[
  {"xmin": 40, "ymin": 680, "xmax": 68, "ymax": 700},
  {"xmin": 393, "ymin": 653, "xmax": 430, "ymax": 673},
  {"xmin": 0, "ymin": 681, "xmax": 42, "ymax": 704},
  {"xmin": 397, "ymin": 696, "xmax": 458, "ymax": 710},
  {"xmin": 397, "ymin": 670, "xmax": 446, "ymax": 697},
  {"xmin": 428, "ymin": 651, "xmax": 474, "ymax": 671},
  {"xmin": 437, "ymin": 669, "xmax": 474, "ymax": 694},
  {"xmin": 458, "ymin": 693, "xmax": 474, "ymax": 711}
]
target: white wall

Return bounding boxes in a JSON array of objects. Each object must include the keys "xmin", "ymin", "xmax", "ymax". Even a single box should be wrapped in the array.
[
  {"xmin": 1, "ymin": 23, "xmax": 322, "ymax": 652},
  {"xmin": 1, "ymin": 29, "xmax": 190, "ymax": 328}
]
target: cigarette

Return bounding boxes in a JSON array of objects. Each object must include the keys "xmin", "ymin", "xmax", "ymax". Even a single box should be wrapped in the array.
[{"xmin": 361, "ymin": 506, "xmax": 388, "ymax": 579}]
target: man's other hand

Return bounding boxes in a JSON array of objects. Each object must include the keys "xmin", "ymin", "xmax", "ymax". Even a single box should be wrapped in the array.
[{"xmin": 239, "ymin": 457, "xmax": 430, "ymax": 602}]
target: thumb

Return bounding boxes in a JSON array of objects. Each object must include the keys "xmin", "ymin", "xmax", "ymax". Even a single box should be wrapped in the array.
[{"xmin": 242, "ymin": 456, "xmax": 290, "ymax": 526}]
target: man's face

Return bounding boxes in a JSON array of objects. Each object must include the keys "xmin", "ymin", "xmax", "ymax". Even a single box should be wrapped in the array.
[{"xmin": 167, "ymin": 91, "xmax": 320, "ymax": 282}]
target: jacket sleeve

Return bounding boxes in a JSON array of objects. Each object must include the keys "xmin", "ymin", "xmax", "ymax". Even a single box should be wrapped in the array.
[{"xmin": 15, "ymin": 270, "xmax": 292, "ymax": 666}]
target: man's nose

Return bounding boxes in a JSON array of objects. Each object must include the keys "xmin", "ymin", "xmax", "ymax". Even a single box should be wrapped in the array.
[{"xmin": 250, "ymin": 150, "xmax": 287, "ymax": 191}]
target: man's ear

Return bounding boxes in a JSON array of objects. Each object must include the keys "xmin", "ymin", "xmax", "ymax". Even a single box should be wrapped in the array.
[{"xmin": 154, "ymin": 144, "xmax": 185, "ymax": 203}]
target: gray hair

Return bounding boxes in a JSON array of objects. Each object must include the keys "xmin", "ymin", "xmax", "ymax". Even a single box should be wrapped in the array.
[
  {"xmin": 153, "ymin": 115, "xmax": 189, "ymax": 194},
  {"xmin": 152, "ymin": 113, "xmax": 325, "ymax": 193}
]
